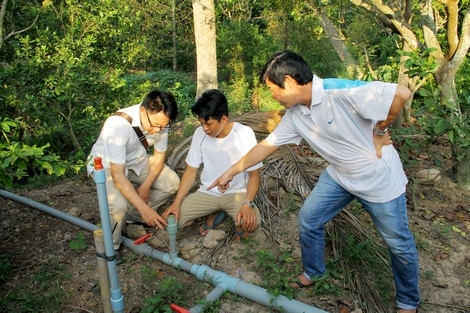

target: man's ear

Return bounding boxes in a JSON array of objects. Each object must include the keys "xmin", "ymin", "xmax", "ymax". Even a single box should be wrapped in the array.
[
  {"xmin": 220, "ymin": 115, "xmax": 229, "ymax": 123},
  {"xmin": 284, "ymin": 75, "xmax": 296, "ymax": 87}
]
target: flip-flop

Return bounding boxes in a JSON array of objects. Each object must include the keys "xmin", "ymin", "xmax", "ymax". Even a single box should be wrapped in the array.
[
  {"xmin": 234, "ymin": 228, "xmax": 249, "ymax": 241},
  {"xmin": 200, "ymin": 211, "xmax": 226, "ymax": 235},
  {"xmin": 288, "ymin": 272, "xmax": 314, "ymax": 289}
]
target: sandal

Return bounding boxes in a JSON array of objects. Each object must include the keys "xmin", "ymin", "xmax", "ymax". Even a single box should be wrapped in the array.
[
  {"xmin": 199, "ymin": 211, "xmax": 226, "ymax": 235},
  {"xmin": 234, "ymin": 228, "xmax": 249, "ymax": 242},
  {"xmin": 288, "ymin": 272, "xmax": 314, "ymax": 289}
]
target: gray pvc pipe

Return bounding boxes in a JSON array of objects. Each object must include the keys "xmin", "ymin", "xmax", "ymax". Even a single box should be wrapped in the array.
[
  {"xmin": 92, "ymin": 160, "xmax": 124, "ymax": 313},
  {"xmin": 0, "ymin": 189, "xmax": 328, "ymax": 313}
]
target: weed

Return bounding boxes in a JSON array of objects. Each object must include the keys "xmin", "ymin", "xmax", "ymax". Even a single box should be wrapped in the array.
[
  {"xmin": 142, "ymin": 277, "xmax": 187, "ymax": 313},
  {"xmin": 69, "ymin": 232, "xmax": 88, "ymax": 252},
  {"xmin": 0, "ymin": 254, "xmax": 11, "ymax": 282},
  {"xmin": 0, "ymin": 262, "xmax": 71, "ymax": 312},
  {"xmin": 431, "ymin": 222, "xmax": 453, "ymax": 241},
  {"xmin": 253, "ymin": 249, "xmax": 300, "ymax": 299},
  {"xmin": 423, "ymin": 270, "xmax": 435, "ymax": 280}
]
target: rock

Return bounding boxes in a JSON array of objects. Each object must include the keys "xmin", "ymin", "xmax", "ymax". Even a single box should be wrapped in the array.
[
  {"xmin": 179, "ymin": 238, "xmax": 202, "ymax": 259},
  {"xmin": 202, "ymin": 229, "xmax": 226, "ymax": 248},
  {"xmin": 292, "ymin": 247, "xmax": 302, "ymax": 259},
  {"xmin": 125, "ymin": 224, "xmax": 147, "ymax": 238},
  {"xmin": 67, "ymin": 207, "xmax": 81, "ymax": 217},
  {"xmin": 415, "ymin": 168, "xmax": 441, "ymax": 185}
]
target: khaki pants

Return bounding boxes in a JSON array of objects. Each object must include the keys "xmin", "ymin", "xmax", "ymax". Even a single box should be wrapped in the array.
[
  {"xmin": 95, "ymin": 162, "xmax": 180, "ymax": 249},
  {"xmin": 178, "ymin": 191, "xmax": 260, "ymax": 229}
]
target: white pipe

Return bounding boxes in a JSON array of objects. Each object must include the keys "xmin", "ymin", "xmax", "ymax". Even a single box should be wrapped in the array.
[{"xmin": 0, "ymin": 189, "xmax": 328, "ymax": 313}]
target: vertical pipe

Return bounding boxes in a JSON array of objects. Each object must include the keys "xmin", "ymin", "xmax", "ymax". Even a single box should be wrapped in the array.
[
  {"xmin": 94, "ymin": 230, "xmax": 112, "ymax": 313},
  {"xmin": 166, "ymin": 214, "xmax": 178, "ymax": 259},
  {"xmin": 93, "ymin": 157, "xmax": 125, "ymax": 313}
]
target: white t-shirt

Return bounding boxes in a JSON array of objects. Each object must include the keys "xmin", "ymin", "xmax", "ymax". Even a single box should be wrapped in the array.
[
  {"xmin": 266, "ymin": 76, "xmax": 407, "ymax": 202},
  {"xmin": 186, "ymin": 122, "xmax": 263, "ymax": 196},
  {"xmin": 87, "ymin": 104, "xmax": 168, "ymax": 175}
]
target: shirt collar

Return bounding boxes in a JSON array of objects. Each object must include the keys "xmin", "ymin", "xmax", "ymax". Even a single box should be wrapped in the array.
[{"xmin": 298, "ymin": 75, "xmax": 323, "ymax": 115}]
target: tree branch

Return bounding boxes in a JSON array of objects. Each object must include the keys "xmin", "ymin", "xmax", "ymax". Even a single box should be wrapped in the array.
[{"xmin": 2, "ymin": 0, "xmax": 40, "ymax": 42}]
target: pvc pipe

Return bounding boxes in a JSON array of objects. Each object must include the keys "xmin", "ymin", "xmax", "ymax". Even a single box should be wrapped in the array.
[
  {"xmin": 187, "ymin": 285, "xmax": 225, "ymax": 313},
  {"xmin": 0, "ymin": 189, "xmax": 328, "ymax": 313},
  {"xmin": 94, "ymin": 230, "xmax": 112, "ymax": 313},
  {"xmin": 92, "ymin": 158, "xmax": 125, "ymax": 313},
  {"xmin": 166, "ymin": 214, "xmax": 178, "ymax": 259}
]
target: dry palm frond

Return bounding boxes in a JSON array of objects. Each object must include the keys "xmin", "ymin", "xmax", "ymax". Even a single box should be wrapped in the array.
[{"xmin": 168, "ymin": 110, "xmax": 391, "ymax": 312}]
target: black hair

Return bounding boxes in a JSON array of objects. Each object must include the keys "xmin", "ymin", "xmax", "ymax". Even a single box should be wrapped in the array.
[
  {"xmin": 141, "ymin": 89, "xmax": 178, "ymax": 122},
  {"xmin": 191, "ymin": 89, "xmax": 229, "ymax": 122},
  {"xmin": 259, "ymin": 50, "xmax": 313, "ymax": 88}
]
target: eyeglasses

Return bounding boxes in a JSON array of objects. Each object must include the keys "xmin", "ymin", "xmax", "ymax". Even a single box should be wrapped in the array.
[{"xmin": 145, "ymin": 109, "xmax": 171, "ymax": 130}]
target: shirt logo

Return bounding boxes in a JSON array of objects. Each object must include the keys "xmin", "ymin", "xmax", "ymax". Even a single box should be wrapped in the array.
[{"xmin": 328, "ymin": 117, "xmax": 335, "ymax": 124}]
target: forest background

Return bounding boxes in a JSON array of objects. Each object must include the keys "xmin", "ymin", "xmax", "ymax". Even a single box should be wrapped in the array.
[{"xmin": 1, "ymin": 0, "xmax": 470, "ymax": 190}]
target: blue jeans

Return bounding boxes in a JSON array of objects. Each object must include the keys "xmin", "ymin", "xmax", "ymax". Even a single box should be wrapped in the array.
[{"xmin": 298, "ymin": 170, "xmax": 420, "ymax": 310}]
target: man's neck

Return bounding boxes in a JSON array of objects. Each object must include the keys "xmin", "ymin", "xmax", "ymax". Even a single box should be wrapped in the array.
[{"xmin": 216, "ymin": 121, "xmax": 234, "ymax": 138}]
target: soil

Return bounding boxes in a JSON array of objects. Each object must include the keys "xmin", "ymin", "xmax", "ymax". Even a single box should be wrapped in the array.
[{"xmin": 1, "ymin": 141, "xmax": 470, "ymax": 313}]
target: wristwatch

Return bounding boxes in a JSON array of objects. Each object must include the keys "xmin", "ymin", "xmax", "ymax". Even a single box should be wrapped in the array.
[
  {"xmin": 374, "ymin": 127, "xmax": 388, "ymax": 136},
  {"xmin": 243, "ymin": 200, "xmax": 255, "ymax": 208}
]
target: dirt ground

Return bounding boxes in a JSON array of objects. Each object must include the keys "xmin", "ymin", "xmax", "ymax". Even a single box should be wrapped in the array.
[{"xmin": 1, "ymin": 145, "xmax": 470, "ymax": 312}]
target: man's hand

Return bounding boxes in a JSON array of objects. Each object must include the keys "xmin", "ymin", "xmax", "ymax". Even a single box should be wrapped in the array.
[
  {"xmin": 162, "ymin": 203, "xmax": 180, "ymax": 222},
  {"xmin": 140, "ymin": 207, "xmax": 167, "ymax": 230},
  {"xmin": 208, "ymin": 172, "xmax": 234, "ymax": 193},
  {"xmin": 237, "ymin": 204, "xmax": 257, "ymax": 232},
  {"xmin": 373, "ymin": 130, "xmax": 393, "ymax": 158},
  {"xmin": 137, "ymin": 185, "xmax": 151, "ymax": 203}
]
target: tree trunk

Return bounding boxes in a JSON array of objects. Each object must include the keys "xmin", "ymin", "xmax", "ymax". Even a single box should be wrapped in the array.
[
  {"xmin": 192, "ymin": 0, "xmax": 218, "ymax": 98},
  {"xmin": 317, "ymin": 12, "xmax": 363, "ymax": 78}
]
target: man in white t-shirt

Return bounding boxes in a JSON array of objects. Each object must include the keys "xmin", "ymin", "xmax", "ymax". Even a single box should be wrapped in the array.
[
  {"xmin": 87, "ymin": 90, "xmax": 180, "ymax": 262},
  {"xmin": 209, "ymin": 51, "xmax": 419, "ymax": 313},
  {"xmin": 162, "ymin": 89, "xmax": 262, "ymax": 241}
]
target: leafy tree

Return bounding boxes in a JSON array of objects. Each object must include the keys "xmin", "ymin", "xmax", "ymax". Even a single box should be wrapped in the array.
[{"xmin": 345, "ymin": 0, "xmax": 470, "ymax": 187}]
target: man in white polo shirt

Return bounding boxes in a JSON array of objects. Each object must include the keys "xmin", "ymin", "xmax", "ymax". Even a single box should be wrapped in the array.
[
  {"xmin": 209, "ymin": 51, "xmax": 419, "ymax": 313},
  {"xmin": 87, "ymin": 90, "xmax": 180, "ymax": 263}
]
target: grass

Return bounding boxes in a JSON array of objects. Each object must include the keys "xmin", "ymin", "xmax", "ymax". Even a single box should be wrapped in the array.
[{"xmin": 0, "ymin": 261, "xmax": 71, "ymax": 312}]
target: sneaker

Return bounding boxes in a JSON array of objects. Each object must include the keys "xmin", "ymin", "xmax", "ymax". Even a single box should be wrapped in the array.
[{"xmin": 114, "ymin": 249, "xmax": 122, "ymax": 264}]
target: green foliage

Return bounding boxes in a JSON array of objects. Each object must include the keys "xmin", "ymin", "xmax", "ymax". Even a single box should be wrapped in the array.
[
  {"xmin": 0, "ymin": 263, "xmax": 70, "ymax": 312},
  {"xmin": 398, "ymin": 48, "xmax": 439, "ymax": 78},
  {"xmin": 142, "ymin": 277, "xmax": 187, "ymax": 313},
  {"xmin": 340, "ymin": 234, "xmax": 392, "ymax": 301},
  {"xmin": 0, "ymin": 254, "xmax": 11, "ymax": 282},
  {"xmin": 69, "ymin": 232, "xmax": 87, "ymax": 252},
  {"xmin": 415, "ymin": 86, "xmax": 469, "ymax": 156},
  {"xmin": 253, "ymin": 249, "xmax": 300, "ymax": 299},
  {"xmin": 0, "ymin": 118, "xmax": 82, "ymax": 188}
]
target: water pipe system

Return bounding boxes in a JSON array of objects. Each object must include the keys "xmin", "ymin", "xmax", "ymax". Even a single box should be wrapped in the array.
[
  {"xmin": 92, "ymin": 157, "xmax": 124, "ymax": 313},
  {"xmin": 0, "ymin": 187, "xmax": 328, "ymax": 313}
]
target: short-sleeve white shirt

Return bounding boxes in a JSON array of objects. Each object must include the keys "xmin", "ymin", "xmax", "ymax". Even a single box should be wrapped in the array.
[
  {"xmin": 265, "ymin": 76, "xmax": 407, "ymax": 202},
  {"xmin": 87, "ymin": 104, "xmax": 169, "ymax": 175},
  {"xmin": 186, "ymin": 122, "xmax": 263, "ymax": 196}
]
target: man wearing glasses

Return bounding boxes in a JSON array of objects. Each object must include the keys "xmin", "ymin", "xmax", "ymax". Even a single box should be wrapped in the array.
[{"xmin": 87, "ymin": 89, "xmax": 180, "ymax": 263}]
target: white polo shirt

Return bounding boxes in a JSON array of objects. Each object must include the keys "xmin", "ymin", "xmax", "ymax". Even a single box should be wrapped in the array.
[
  {"xmin": 266, "ymin": 76, "xmax": 407, "ymax": 202},
  {"xmin": 87, "ymin": 104, "xmax": 168, "ymax": 175},
  {"xmin": 187, "ymin": 122, "xmax": 263, "ymax": 196}
]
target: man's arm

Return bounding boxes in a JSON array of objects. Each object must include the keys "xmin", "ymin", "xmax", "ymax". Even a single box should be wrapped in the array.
[
  {"xmin": 110, "ymin": 162, "xmax": 167, "ymax": 229},
  {"xmin": 237, "ymin": 168, "xmax": 261, "ymax": 231},
  {"xmin": 374, "ymin": 84, "xmax": 412, "ymax": 158},
  {"xmin": 208, "ymin": 140, "xmax": 279, "ymax": 192},
  {"xmin": 137, "ymin": 150, "xmax": 166, "ymax": 203},
  {"xmin": 162, "ymin": 165, "xmax": 199, "ymax": 221},
  {"xmin": 375, "ymin": 84, "xmax": 412, "ymax": 132}
]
